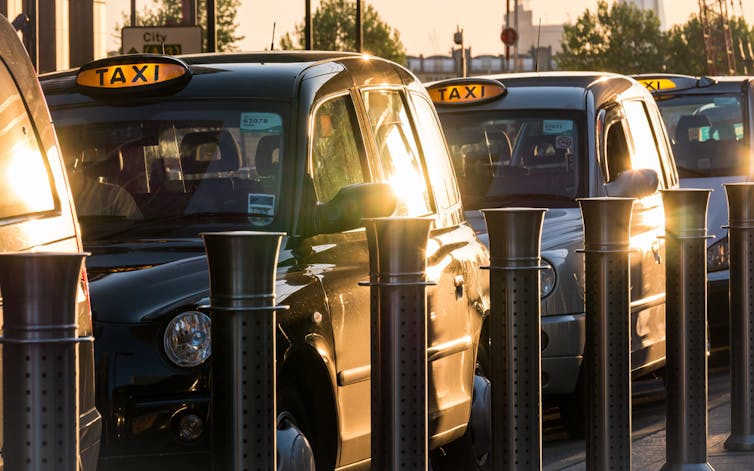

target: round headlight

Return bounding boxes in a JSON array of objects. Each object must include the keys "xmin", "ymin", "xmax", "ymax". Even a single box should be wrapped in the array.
[
  {"xmin": 540, "ymin": 259, "xmax": 556, "ymax": 298},
  {"xmin": 164, "ymin": 311, "xmax": 212, "ymax": 367}
]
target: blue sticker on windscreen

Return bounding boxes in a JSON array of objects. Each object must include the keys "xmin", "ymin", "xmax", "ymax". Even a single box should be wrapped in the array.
[
  {"xmin": 240, "ymin": 113, "xmax": 282, "ymax": 133},
  {"xmin": 543, "ymin": 120, "xmax": 573, "ymax": 135}
]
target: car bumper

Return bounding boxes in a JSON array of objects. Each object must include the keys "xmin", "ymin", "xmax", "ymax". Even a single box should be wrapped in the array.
[
  {"xmin": 541, "ymin": 313, "xmax": 584, "ymax": 395},
  {"xmin": 708, "ymin": 269, "xmax": 729, "ymax": 350},
  {"xmin": 94, "ymin": 321, "xmax": 211, "ymax": 466}
]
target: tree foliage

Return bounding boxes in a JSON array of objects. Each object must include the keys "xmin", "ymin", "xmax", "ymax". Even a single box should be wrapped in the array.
[
  {"xmin": 115, "ymin": 0, "xmax": 243, "ymax": 53},
  {"xmin": 557, "ymin": 1, "xmax": 754, "ymax": 76},
  {"xmin": 666, "ymin": 14, "xmax": 754, "ymax": 75},
  {"xmin": 279, "ymin": 0, "xmax": 406, "ymax": 64},
  {"xmin": 556, "ymin": 0, "xmax": 665, "ymax": 74}
]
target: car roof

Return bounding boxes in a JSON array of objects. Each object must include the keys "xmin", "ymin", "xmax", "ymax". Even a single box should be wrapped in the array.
[
  {"xmin": 41, "ymin": 51, "xmax": 418, "ymax": 106},
  {"xmin": 427, "ymin": 71, "xmax": 641, "ymax": 112}
]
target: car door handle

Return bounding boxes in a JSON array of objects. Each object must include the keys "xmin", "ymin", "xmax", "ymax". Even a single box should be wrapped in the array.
[
  {"xmin": 652, "ymin": 240, "xmax": 662, "ymax": 264},
  {"xmin": 454, "ymin": 275, "xmax": 464, "ymax": 299}
]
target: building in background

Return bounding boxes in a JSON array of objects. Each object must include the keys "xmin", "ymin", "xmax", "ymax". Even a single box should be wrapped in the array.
[{"xmin": 0, "ymin": 0, "xmax": 106, "ymax": 73}]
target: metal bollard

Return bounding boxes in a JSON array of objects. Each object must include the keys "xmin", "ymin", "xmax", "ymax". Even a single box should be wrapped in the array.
[
  {"xmin": 0, "ymin": 252, "xmax": 90, "ymax": 471},
  {"xmin": 482, "ymin": 207, "xmax": 546, "ymax": 471},
  {"xmin": 723, "ymin": 183, "xmax": 754, "ymax": 451},
  {"xmin": 202, "ymin": 231, "xmax": 288, "ymax": 470},
  {"xmin": 660, "ymin": 189, "xmax": 715, "ymax": 470},
  {"xmin": 578, "ymin": 197, "xmax": 634, "ymax": 471},
  {"xmin": 364, "ymin": 217, "xmax": 433, "ymax": 471}
]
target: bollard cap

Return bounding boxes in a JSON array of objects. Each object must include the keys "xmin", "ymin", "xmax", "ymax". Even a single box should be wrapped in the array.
[
  {"xmin": 724, "ymin": 182, "xmax": 754, "ymax": 228},
  {"xmin": 661, "ymin": 189, "xmax": 711, "ymax": 238},
  {"xmin": 0, "ymin": 252, "xmax": 87, "ymax": 335},
  {"xmin": 577, "ymin": 197, "xmax": 634, "ymax": 252},
  {"xmin": 201, "ymin": 231, "xmax": 285, "ymax": 310},
  {"xmin": 363, "ymin": 217, "xmax": 432, "ymax": 278},
  {"xmin": 482, "ymin": 208, "xmax": 547, "ymax": 267}
]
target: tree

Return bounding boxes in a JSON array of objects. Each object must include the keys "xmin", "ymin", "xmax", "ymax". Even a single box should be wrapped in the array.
[
  {"xmin": 666, "ymin": 14, "xmax": 754, "ymax": 75},
  {"xmin": 115, "ymin": 0, "xmax": 243, "ymax": 53},
  {"xmin": 556, "ymin": 0, "xmax": 666, "ymax": 74},
  {"xmin": 280, "ymin": 0, "xmax": 406, "ymax": 64}
]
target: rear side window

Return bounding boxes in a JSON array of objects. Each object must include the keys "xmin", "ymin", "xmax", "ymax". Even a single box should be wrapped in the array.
[
  {"xmin": 310, "ymin": 94, "xmax": 367, "ymax": 203},
  {"xmin": 0, "ymin": 61, "xmax": 56, "ymax": 219},
  {"xmin": 410, "ymin": 93, "xmax": 461, "ymax": 213},
  {"xmin": 362, "ymin": 89, "xmax": 432, "ymax": 216},
  {"xmin": 623, "ymin": 100, "xmax": 666, "ymax": 188}
]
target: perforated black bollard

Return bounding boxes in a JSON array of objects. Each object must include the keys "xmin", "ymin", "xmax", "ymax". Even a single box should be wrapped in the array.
[
  {"xmin": 723, "ymin": 183, "xmax": 754, "ymax": 451},
  {"xmin": 482, "ymin": 207, "xmax": 546, "ymax": 471},
  {"xmin": 202, "ymin": 231, "xmax": 288, "ymax": 471},
  {"xmin": 0, "ymin": 252, "xmax": 90, "ymax": 471},
  {"xmin": 364, "ymin": 217, "xmax": 433, "ymax": 471},
  {"xmin": 578, "ymin": 197, "xmax": 634, "ymax": 471},
  {"xmin": 660, "ymin": 189, "xmax": 715, "ymax": 471}
]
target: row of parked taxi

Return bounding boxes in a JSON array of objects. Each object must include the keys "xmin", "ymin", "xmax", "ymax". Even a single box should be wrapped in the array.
[{"xmin": 2, "ymin": 11, "xmax": 751, "ymax": 471}]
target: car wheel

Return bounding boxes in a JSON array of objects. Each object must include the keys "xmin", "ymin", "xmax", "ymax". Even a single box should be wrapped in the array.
[
  {"xmin": 431, "ymin": 375, "xmax": 491, "ymax": 471},
  {"xmin": 277, "ymin": 386, "xmax": 316, "ymax": 471},
  {"xmin": 558, "ymin": 366, "xmax": 586, "ymax": 438}
]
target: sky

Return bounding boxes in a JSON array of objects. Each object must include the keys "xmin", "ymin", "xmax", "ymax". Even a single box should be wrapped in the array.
[{"xmin": 106, "ymin": 0, "xmax": 754, "ymax": 56}]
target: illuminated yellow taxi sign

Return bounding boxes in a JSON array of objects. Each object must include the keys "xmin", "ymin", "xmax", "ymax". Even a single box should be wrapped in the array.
[
  {"xmin": 637, "ymin": 78, "xmax": 678, "ymax": 93},
  {"xmin": 427, "ymin": 79, "xmax": 506, "ymax": 105},
  {"xmin": 76, "ymin": 55, "xmax": 190, "ymax": 91}
]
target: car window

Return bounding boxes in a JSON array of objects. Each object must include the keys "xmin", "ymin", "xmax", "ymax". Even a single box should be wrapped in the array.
[
  {"xmin": 409, "ymin": 93, "xmax": 460, "ymax": 214},
  {"xmin": 623, "ymin": 100, "xmax": 666, "ymax": 188},
  {"xmin": 604, "ymin": 118, "xmax": 632, "ymax": 183},
  {"xmin": 52, "ymin": 100, "xmax": 288, "ymax": 238},
  {"xmin": 0, "ymin": 61, "xmax": 57, "ymax": 220},
  {"xmin": 310, "ymin": 94, "xmax": 368, "ymax": 203},
  {"xmin": 654, "ymin": 93, "xmax": 745, "ymax": 177},
  {"xmin": 362, "ymin": 89, "xmax": 432, "ymax": 216},
  {"xmin": 439, "ymin": 110, "xmax": 582, "ymax": 209}
]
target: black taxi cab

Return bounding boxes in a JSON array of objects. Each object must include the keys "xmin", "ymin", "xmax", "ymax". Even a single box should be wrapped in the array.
[
  {"xmin": 40, "ymin": 52, "xmax": 491, "ymax": 469},
  {"xmin": 634, "ymin": 73, "xmax": 754, "ymax": 349},
  {"xmin": 0, "ymin": 13, "xmax": 101, "ymax": 469},
  {"xmin": 427, "ymin": 73, "xmax": 678, "ymax": 436}
]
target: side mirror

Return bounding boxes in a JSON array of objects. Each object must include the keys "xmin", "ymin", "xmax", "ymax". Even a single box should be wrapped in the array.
[
  {"xmin": 314, "ymin": 182, "xmax": 397, "ymax": 234},
  {"xmin": 604, "ymin": 168, "xmax": 659, "ymax": 199}
]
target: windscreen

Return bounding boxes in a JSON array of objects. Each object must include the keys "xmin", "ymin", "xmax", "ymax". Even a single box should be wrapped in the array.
[
  {"xmin": 654, "ymin": 93, "xmax": 745, "ymax": 177},
  {"xmin": 51, "ymin": 100, "xmax": 287, "ymax": 240},
  {"xmin": 437, "ymin": 110, "xmax": 582, "ymax": 209}
]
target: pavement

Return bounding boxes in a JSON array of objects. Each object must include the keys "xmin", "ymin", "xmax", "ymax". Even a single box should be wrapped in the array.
[{"xmin": 543, "ymin": 359, "xmax": 754, "ymax": 470}]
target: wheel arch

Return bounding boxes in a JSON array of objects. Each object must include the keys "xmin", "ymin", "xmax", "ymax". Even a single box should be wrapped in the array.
[{"xmin": 279, "ymin": 334, "xmax": 339, "ymax": 470}]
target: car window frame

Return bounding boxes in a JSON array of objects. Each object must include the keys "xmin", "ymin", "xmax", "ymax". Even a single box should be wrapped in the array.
[
  {"xmin": 358, "ymin": 85, "xmax": 436, "ymax": 218},
  {"xmin": 307, "ymin": 90, "xmax": 372, "ymax": 204}
]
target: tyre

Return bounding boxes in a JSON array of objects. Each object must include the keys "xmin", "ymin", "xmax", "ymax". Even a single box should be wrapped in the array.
[
  {"xmin": 558, "ymin": 366, "xmax": 586, "ymax": 439},
  {"xmin": 277, "ymin": 386, "xmax": 316, "ymax": 471},
  {"xmin": 431, "ymin": 375, "xmax": 491, "ymax": 471}
]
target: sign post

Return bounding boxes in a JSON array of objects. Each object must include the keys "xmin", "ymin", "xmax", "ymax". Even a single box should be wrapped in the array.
[{"xmin": 122, "ymin": 26, "xmax": 202, "ymax": 55}]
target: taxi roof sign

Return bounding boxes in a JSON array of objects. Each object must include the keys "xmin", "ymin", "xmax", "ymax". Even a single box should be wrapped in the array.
[
  {"xmin": 634, "ymin": 74, "xmax": 717, "ymax": 94},
  {"xmin": 427, "ymin": 78, "xmax": 506, "ymax": 106},
  {"xmin": 76, "ymin": 54, "xmax": 190, "ymax": 92}
]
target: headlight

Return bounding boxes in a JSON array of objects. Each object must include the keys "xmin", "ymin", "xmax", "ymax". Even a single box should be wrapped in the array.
[
  {"xmin": 540, "ymin": 259, "xmax": 556, "ymax": 298},
  {"xmin": 707, "ymin": 237, "xmax": 729, "ymax": 272},
  {"xmin": 164, "ymin": 311, "xmax": 212, "ymax": 367}
]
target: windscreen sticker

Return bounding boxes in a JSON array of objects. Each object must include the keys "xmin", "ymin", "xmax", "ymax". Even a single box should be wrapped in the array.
[
  {"xmin": 240, "ymin": 113, "xmax": 282, "ymax": 133},
  {"xmin": 248, "ymin": 193, "xmax": 275, "ymax": 214},
  {"xmin": 543, "ymin": 120, "xmax": 573, "ymax": 135},
  {"xmin": 555, "ymin": 135, "xmax": 573, "ymax": 150}
]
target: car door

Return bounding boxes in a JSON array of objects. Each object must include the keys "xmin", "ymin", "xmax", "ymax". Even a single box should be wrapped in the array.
[
  {"xmin": 361, "ymin": 87, "xmax": 487, "ymax": 438},
  {"xmin": 600, "ymin": 102, "xmax": 667, "ymax": 370}
]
